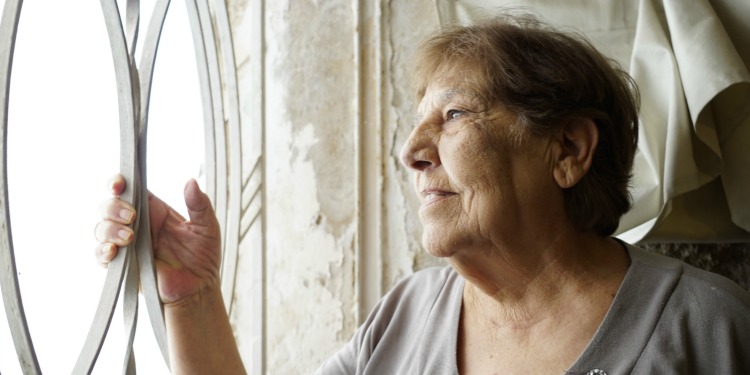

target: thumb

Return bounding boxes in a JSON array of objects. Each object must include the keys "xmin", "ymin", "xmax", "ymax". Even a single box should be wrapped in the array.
[{"xmin": 183, "ymin": 179, "xmax": 218, "ymax": 229}]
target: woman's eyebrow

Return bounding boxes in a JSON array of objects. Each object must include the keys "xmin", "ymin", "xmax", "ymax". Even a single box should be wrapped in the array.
[{"xmin": 412, "ymin": 89, "xmax": 477, "ymax": 125}]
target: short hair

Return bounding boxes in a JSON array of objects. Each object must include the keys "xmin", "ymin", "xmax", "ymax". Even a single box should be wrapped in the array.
[{"xmin": 413, "ymin": 13, "xmax": 640, "ymax": 236}]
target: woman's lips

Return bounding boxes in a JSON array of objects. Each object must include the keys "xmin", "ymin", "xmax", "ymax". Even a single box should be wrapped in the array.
[{"xmin": 421, "ymin": 190, "xmax": 456, "ymax": 207}]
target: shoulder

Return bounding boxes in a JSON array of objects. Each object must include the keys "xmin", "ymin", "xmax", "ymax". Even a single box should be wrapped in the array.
[
  {"xmin": 626, "ymin": 244, "xmax": 750, "ymax": 373},
  {"xmin": 378, "ymin": 266, "xmax": 459, "ymax": 307},
  {"xmin": 628, "ymin": 244, "xmax": 750, "ymax": 312},
  {"xmin": 362, "ymin": 266, "xmax": 461, "ymax": 334}
]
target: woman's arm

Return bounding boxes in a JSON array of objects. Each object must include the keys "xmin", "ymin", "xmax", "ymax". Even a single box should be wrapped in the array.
[{"xmin": 165, "ymin": 284, "xmax": 245, "ymax": 374}]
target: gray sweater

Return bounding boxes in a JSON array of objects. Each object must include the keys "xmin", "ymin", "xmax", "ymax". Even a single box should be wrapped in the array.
[{"xmin": 316, "ymin": 244, "xmax": 750, "ymax": 374}]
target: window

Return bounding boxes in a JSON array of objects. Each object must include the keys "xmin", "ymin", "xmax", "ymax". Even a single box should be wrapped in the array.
[{"xmin": 0, "ymin": 0, "xmax": 250, "ymax": 373}]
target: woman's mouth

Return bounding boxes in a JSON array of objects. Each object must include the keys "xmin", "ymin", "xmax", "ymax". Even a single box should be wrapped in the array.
[{"xmin": 422, "ymin": 190, "xmax": 456, "ymax": 206}]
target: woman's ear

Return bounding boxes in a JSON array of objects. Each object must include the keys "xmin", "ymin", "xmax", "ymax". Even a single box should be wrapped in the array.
[{"xmin": 552, "ymin": 117, "xmax": 598, "ymax": 188}]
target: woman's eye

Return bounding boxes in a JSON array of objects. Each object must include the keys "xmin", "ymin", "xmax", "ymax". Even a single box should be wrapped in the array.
[{"xmin": 446, "ymin": 109, "xmax": 463, "ymax": 120}]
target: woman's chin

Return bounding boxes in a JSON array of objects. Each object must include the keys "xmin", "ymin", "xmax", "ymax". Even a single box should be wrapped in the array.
[{"xmin": 421, "ymin": 233, "xmax": 460, "ymax": 259}]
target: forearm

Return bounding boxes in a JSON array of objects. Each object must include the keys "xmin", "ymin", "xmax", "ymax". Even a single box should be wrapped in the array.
[{"xmin": 165, "ymin": 285, "xmax": 246, "ymax": 374}]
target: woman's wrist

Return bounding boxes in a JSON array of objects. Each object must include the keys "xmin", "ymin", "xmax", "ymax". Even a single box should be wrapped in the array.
[
  {"xmin": 164, "ymin": 283, "xmax": 246, "ymax": 374},
  {"xmin": 163, "ymin": 280, "xmax": 223, "ymax": 311}
]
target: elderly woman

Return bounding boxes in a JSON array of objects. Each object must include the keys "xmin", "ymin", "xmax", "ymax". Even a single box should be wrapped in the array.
[{"xmin": 95, "ymin": 14, "xmax": 750, "ymax": 374}]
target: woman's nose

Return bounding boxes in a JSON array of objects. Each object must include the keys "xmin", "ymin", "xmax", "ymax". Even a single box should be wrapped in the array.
[{"xmin": 400, "ymin": 124, "xmax": 439, "ymax": 171}]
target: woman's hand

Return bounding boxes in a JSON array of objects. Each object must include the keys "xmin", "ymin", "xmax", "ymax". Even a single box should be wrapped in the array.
[
  {"xmin": 94, "ymin": 174, "xmax": 222, "ymax": 306},
  {"xmin": 95, "ymin": 175, "xmax": 245, "ymax": 372}
]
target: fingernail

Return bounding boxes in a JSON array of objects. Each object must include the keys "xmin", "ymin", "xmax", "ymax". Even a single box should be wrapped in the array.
[
  {"xmin": 118, "ymin": 229, "xmax": 133, "ymax": 241},
  {"xmin": 119, "ymin": 209, "xmax": 134, "ymax": 222}
]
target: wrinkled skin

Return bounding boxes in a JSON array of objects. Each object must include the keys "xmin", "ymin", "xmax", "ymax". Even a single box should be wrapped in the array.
[{"xmin": 401, "ymin": 77, "xmax": 564, "ymax": 262}]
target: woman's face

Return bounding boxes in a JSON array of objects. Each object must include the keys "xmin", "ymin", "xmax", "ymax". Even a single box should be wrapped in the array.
[{"xmin": 400, "ymin": 76, "xmax": 563, "ymax": 258}]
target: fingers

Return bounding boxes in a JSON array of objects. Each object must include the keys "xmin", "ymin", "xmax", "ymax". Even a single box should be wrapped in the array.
[
  {"xmin": 98, "ymin": 197, "xmax": 136, "ymax": 225},
  {"xmin": 108, "ymin": 173, "xmax": 126, "ymax": 197},
  {"xmin": 93, "ymin": 219, "xmax": 133, "ymax": 267},
  {"xmin": 95, "ymin": 243, "xmax": 118, "ymax": 267},
  {"xmin": 94, "ymin": 219, "xmax": 134, "ymax": 246},
  {"xmin": 95, "ymin": 173, "xmax": 131, "ymax": 268}
]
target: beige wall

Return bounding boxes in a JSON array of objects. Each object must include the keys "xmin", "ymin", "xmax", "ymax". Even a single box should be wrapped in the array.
[{"xmin": 227, "ymin": 1, "xmax": 445, "ymax": 373}]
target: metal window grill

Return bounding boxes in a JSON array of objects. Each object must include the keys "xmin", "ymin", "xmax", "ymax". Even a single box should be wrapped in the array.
[{"xmin": 0, "ymin": 0, "xmax": 258, "ymax": 373}]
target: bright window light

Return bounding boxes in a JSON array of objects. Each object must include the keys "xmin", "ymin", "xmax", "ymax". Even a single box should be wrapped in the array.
[{"xmin": 0, "ymin": 1, "xmax": 204, "ymax": 373}]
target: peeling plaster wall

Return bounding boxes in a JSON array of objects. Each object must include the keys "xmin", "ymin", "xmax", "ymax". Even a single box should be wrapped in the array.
[
  {"xmin": 234, "ymin": 0, "xmax": 362, "ymax": 373},
  {"xmin": 227, "ymin": 1, "xmax": 443, "ymax": 372},
  {"xmin": 263, "ymin": 1, "xmax": 359, "ymax": 373}
]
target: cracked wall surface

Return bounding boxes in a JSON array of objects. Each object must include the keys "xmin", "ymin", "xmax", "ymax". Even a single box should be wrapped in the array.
[
  {"xmin": 228, "ymin": 1, "xmax": 445, "ymax": 373},
  {"xmin": 262, "ymin": 1, "xmax": 358, "ymax": 373}
]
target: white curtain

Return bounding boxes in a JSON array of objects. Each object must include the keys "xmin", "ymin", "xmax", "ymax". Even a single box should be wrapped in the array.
[{"xmin": 436, "ymin": 0, "xmax": 750, "ymax": 243}]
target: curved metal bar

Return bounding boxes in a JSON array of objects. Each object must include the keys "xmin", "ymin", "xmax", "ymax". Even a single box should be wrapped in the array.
[
  {"xmin": 122, "ymin": 239, "xmax": 140, "ymax": 375},
  {"xmin": 135, "ymin": 0, "xmax": 172, "ymax": 367},
  {"xmin": 125, "ymin": 0, "xmax": 139, "ymax": 56},
  {"xmin": 183, "ymin": 0, "xmax": 217, "ymax": 208},
  {"xmin": 0, "ymin": 1, "xmax": 41, "ymax": 372},
  {"xmin": 1, "ymin": 0, "xmax": 243, "ymax": 372},
  {"xmin": 73, "ymin": 0, "xmax": 139, "ymax": 373},
  {"xmin": 212, "ymin": 0, "xmax": 242, "ymax": 314},
  {"xmin": 194, "ymin": 0, "xmax": 228, "ymax": 253}
]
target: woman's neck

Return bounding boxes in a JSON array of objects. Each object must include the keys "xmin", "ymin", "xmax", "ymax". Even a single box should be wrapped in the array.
[{"xmin": 450, "ymin": 233, "xmax": 630, "ymax": 327}]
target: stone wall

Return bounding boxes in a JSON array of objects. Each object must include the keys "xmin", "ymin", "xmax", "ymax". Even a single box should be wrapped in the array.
[{"xmin": 641, "ymin": 243, "xmax": 750, "ymax": 290}]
